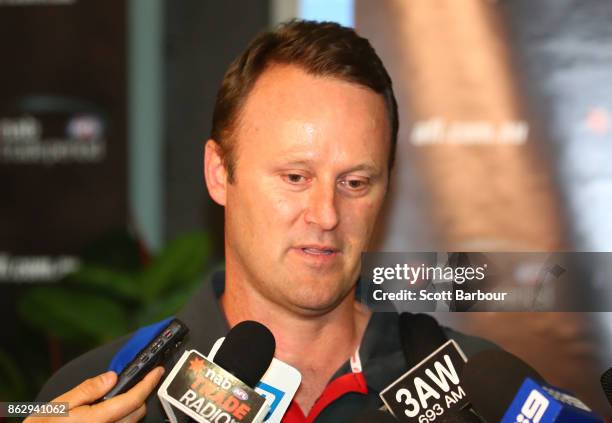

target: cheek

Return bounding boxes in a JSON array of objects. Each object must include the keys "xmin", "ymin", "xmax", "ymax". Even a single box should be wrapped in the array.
[
  {"xmin": 242, "ymin": 179, "xmax": 305, "ymax": 228},
  {"xmin": 339, "ymin": 198, "xmax": 380, "ymax": 241},
  {"xmin": 270, "ymin": 195, "xmax": 303, "ymax": 223}
]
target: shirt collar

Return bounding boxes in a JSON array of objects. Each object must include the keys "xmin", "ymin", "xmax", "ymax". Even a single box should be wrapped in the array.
[{"xmin": 175, "ymin": 268, "xmax": 230, "ymax": 354}]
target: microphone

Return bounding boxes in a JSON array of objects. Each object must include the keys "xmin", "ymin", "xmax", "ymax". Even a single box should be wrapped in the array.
[
  {"xmin": 462, "ymin": 349, "xmax": 544, "ymax": 422},
  {"xmin": 600, "ymin": 367, "xmax": 612, "ymax": 407},
  {"xmin": 207, "ymin": 333, "xmax": 302, "ymax": 423},
  {"xmin": 352, "ymin": 409, "xmax": 398, "ymax": 422},
  {"xmin": 157, "ymin": 320, "xmax": 276, "ymax": 423},
  {"xmin": 463, "ymin": 349, "xmax": 604, "ymax": 422},
  {"xmin": 213, "ymin": 320, "xmax": 276, "ymax": 388},
  {"xmin": 399, "ymin": 313, "xmax": 449, "ymax": 368},
  {"xmin": 380, "ymin": 313, "xmax": 481, "ymax": 422}
]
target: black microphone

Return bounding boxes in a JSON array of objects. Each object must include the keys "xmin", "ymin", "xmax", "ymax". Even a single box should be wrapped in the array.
[
  {"xmin": 213, "ymin": 320, "xmax": 276, "ymax": 388},
  {"xmin": 399, "ymin": 312, "xmax": 448, "ymax": 367},
  {"xmin": 157, "ymin": 320, "xmax": 276, "ymax": 423},
  {"xmin": 462, "ymin": 349, "xmax": 544, "ymax": 422},
  {"xmin": 353, "ymin": 409, "xmax": 398, "ymax": 422},
  {"xmin": 601, "ymin": 367, "xmax": 612, "ymax": 407},
  {"xmin": 380, "ymin": 313, "xmax": 481, "ymax": 422},
  {"xmin": 400, "ymin": 313, "xmax": 481, "ymax": 422}
]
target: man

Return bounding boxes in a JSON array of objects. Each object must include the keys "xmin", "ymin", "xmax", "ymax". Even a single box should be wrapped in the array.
[{"xmin": 33, "ymin": 20, "xmax": 495, "ymax": 422}]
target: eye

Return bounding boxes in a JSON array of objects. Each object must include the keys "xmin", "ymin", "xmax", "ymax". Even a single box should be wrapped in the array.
[
  {"xmin": 282, "ymin": 173, "xmax": 308, "ymax": 184},
  {"xmin": 339, "ymin": 177, "xmax": 370, "ymax": 192},
  {"xmin": 346, "ymin": 180, "xmax": 365, "ymax": 189}
]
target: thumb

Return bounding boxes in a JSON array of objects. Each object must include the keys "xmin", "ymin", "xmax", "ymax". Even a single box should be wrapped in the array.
[{"xmin": 54, "ymin": 371, "xmax": 118, "ymax": 409}]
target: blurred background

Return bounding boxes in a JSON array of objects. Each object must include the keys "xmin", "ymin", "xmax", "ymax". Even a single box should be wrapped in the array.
[{"xmin": 0, "ymin": 0, "xmax": 611, "ymax": 416}]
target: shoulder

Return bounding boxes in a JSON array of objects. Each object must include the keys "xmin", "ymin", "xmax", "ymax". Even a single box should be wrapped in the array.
[
  {"xmin": 441, "ymin": 325, "xmax": 500, "ymax": 358},
  {"xmin": 35, "ymin": 334, "xmax": 130, "ymax": 402}
]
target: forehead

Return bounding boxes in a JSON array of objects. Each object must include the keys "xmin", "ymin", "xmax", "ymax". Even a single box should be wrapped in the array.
[{"xmin": 234, "ymin": 64, "xmax": 390, "ymax": 165}]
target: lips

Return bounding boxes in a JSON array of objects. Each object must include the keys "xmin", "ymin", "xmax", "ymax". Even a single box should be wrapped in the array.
[
  {"xmin": 296, "ymin": 245, "xmax": 340, "ymax": 256},
  {"xmin": 302, "ymin": 247, "xmax": 335, "ymax": 255}
]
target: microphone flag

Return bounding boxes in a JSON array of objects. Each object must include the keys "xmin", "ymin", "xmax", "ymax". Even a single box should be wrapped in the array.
[{"xmin": 158, "ymin": 349, "xmax": 270, "ymax": 423}]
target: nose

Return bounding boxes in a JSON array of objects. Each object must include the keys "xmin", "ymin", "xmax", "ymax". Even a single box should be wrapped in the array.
[{"xmin": 304, "ymin": 181, "xmax": 340, "ymax": 231}]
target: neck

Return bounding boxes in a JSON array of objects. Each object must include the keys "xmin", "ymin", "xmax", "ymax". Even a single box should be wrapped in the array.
[
  {"xmin": 220, "ymin": 265, "xmax": 371, "ymax": 414},
  {"xmin": 221, "ymin": 281, "xmax": 367, "ymax": 366}
]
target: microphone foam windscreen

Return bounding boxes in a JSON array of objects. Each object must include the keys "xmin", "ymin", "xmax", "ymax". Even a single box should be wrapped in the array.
[
  {"xmin": 399, "ymin": 312, "xmax": 448, "ymax": 369},
  {"xmin": 214, "ymin": 320, "xmax": 276, "ymax": 388},
  {"xmin": 601, "ymin": 367, "xmax": 612, "ymax": 407},
  {"xmin": 352, "ymin": 409, "xmax": 398, "ymax": 423},
  {"xmin": 462, "ymin": 349, "xmax": 545, "ymax": 423}
]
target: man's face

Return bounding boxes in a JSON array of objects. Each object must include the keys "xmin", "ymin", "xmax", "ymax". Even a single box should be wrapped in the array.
[{"xmin": 222, "ymin": 64, "xmax": 390, "ymax": 315}]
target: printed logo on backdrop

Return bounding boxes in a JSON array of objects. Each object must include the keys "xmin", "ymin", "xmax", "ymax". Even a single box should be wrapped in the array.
[
  {"xmin": 410, "ymin": 118, "xmax": 529, "ymax": 146},
  {"xmin": 359, "ymin": 252, "xmax": 610, "ymax": 312},
  {"xmin": 0, "ymin": 253, "xmax": 80, "ymax": 283},
  {"xmin": 0, "ymin": 96, "xmax": 107, "ymax": 165}
]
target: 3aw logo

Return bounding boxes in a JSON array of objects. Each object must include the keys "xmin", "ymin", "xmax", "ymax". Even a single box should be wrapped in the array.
[
  {"xmin": 379, "ymin": 340, "xmax": 469, "ymax": 422},
  {"xmin": 514, "ymin": 390, "xmax": 549, "ymax": 423}
]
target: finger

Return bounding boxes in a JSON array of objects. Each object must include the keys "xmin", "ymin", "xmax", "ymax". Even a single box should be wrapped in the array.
[
  {"xmin": 116, "ymin": 404, "xmax": 146, "ymax": 423},
  {"xmin": 54, "ymin": 371, "xmax": 117, "ymax": 409},
  {"xmin": 90, "ymin": 367, "xmax": 164, "ymax": 422}
]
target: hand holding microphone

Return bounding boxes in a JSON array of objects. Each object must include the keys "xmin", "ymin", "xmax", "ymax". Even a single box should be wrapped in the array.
[
  {"xmin": 24, "ymin": 318, "xmax": 279, "ymax": 423},
  {"xmin": 24, "ymin": 367, "xmax": 165, "ymax": 423}
]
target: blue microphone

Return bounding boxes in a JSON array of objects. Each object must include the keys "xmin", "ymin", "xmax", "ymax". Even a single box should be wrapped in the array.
[
  {"xmin": 463, "ymin": 349, "xmax": 604, "ymax": 423},
  {"xmin": 501, "ymin": 377, "xmax": 603, "ymax": 423}
]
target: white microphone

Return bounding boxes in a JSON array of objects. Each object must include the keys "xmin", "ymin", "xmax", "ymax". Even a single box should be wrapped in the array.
[
  {"xmin": 208, "ymin": 336, "xmax": 301, "ymax": 423},
  {"xmin": 157, "ymin": 321, "xmax": 276, "ymax": 423}
]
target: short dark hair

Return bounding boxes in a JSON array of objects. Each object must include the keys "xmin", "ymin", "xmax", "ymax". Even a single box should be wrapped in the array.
[{"xmin": 211, "ymin": 19, "xmax": 399, "ymax": 182}]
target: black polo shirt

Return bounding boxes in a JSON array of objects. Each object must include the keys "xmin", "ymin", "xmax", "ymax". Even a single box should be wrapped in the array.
[{"xmin": 36, "ymin": 270, "xmax": 497, "ymax": 422}]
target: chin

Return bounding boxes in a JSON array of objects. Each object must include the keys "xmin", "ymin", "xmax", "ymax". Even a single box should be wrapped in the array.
[{"xmin": 284, "ymin": 286, "xmax": 353, "ymax": 315}]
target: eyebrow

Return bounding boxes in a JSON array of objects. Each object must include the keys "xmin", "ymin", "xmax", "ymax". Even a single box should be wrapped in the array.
[
  {"xmin": 279, "ymin": 159, "xmax": 382, "ymax": 176},
  {"xmin": 279, "ymin": 159, "xmax": 315, "ymax": 167},
  {"xmin": 341, "ymin": 163, "xmax": 381, "ymax": 175}
]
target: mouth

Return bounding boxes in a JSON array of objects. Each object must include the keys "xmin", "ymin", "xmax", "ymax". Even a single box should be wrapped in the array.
[
  {"xmin": 291, "ymin": 244, "xmax": 342, "ymax": 261},
  {"xmin": 296, "ymin": 244, "xmax": 340, "ymax": 255},
  {"xmin": 301, "ymin": 247, "xmax": 337, "ymax": 255}
]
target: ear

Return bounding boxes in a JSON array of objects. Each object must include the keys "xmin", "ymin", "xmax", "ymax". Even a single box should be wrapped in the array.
[{"xmin": 204, "ymin": 139, "xmax": 227, "ymax": 206}]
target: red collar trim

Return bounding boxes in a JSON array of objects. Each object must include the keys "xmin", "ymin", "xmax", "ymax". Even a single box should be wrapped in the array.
[{"xmin": 282, "ymin": 372, "xmax": 368, "ymax": 423}]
